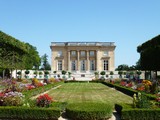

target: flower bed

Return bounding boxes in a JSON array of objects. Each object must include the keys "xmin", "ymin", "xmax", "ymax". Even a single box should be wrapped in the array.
[{"xmin": 102, "ymin": 82, "xmax": 157, "ymax": 100}]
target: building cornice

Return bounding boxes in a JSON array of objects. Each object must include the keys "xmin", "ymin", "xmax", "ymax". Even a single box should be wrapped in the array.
[{"xmin": 51, "ymin": 42, "xmax": 115, "ymax": 47}]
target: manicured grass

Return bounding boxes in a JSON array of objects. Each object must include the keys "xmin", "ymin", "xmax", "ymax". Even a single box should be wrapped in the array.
[{"xmin": 48, "ymin": 83, "xmax": 132, "ymax": 104}]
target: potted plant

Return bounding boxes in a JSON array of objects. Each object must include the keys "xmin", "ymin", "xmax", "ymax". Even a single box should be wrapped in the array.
[
  {"xmin": 68, "ymin": 72, "xmax": 72, "ymax": 78},
  {"xmin": 123, "ymin": 71, "xmax": 126, "ymax": 78},
  {"xmin": 53, "ymin": 71, "xmax": 57, "ymax": 74},
  {"xmin": 94, "ymin": 71, "xmax": 99, "ymax": 79},
  {"xmin": 17, "ymin": 71, "xmax": 21, "ymax": 79},
  {"xmin": 25, "ymin": 70, "xmax": 30, "ymax": 79},
  {"xmin": 62, "ymin": 70, "xmax": 67, "ymax": 80},
  {"xmin": 53, "ymin": 71, "xmax": 57, "ymax": 78},
  {"xmin": 44, "ymin": 71, "xmax": 49, "ymax": 79},
  {"xmin": 129, "ymin": 71, "xmax": 134, "ymax": 79},
  {"xmin": 100, "ymin": 71, "xmax": 106, "ymax": 80},
  {"xmin": 118, "ymin": 71, "xmax": 123, "ymax": 78},
  {"xmin": 33, "ymin": 71, "xmax": 38, "ymax": 78},
  {"xmin": 39, "ymin": 71, "xmax": 43, "ymax": 78},
  {"xmin": 136, "ymin": 70, "xmax": 142, "ymax": 80},
  {"xmin": 110, "ymin": 71, "xmax": 114, "ymax": 79}
]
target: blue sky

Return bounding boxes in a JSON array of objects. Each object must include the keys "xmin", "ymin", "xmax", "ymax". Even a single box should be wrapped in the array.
[{"xmin": 0, "ymin": 0, "xmax": 160, "ymax": 68}]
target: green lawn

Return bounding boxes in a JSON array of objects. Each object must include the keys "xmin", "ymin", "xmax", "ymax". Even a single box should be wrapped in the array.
[{"xmin": 48, "ymin": 83, "xmax": 132, "ymax": 104}]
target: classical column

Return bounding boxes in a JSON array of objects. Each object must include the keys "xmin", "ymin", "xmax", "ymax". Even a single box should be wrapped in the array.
[
  {"xmin": 86, "ymin": 50, "xmax": 89, "ymax": 72},
  {"xmin": 68, "ymin": 51, "xmax": 70, "ymax": 71},
  {"xmin": 96, "ymin": 50, "xmax": 99, "ymax": 71},
  {"xmin": 77, "ymin": 50, "xmax": 80, "ymax": 72}
]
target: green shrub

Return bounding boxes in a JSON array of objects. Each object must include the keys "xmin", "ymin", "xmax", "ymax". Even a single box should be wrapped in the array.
[
  {"xmin": 66, "ymin": 102, "xmax": 113, "ymax": 120},
  {"xmin": 0, "ymin": 106, "xmax": 61, "ymax": 120},
  {"xmin": 115, "ymin": 103, "xmax": 132, "ymax": 115},
  {"xmin": 136, "ymin": 92, "xmax": 152, "ymax": 109},
  {"xmin": 115, "ymin": 102, "xmax": 160, "ymax": 120},
  {"xmin": 121, "ymin": 109, "xmax": 160, "ymax": 120}
]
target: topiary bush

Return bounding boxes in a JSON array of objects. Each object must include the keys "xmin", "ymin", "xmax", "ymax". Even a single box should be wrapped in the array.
[{"xmin": 66, "ymin": 102, "xmax": 113, "ymax": 120}]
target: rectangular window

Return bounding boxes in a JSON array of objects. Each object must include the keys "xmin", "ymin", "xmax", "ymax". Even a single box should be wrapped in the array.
[
  {"xmin": 103, "ymin": 60, "xmax": 108, "ymax": 70},
  {"xmin": 71, "ymin": 60, "xmax": 76, "ymax": 71},
  {"xmin": 58, "ymin": 60, "xmax": 62, "ymax": 70},
  {"xmin": 103, "ymin": 51, "xmax": 108, "ymax": 56},
  {"xmin": 80, "ymin": 51, "xmax": 86, "ymax": 57},
  {"xmin": 81, "ymin": 60, "xmax": 86, "ymax": 71},
  {"xmin": 71, "ymin": 51, "xmax": 76, "ymax": 56},
  {"xmin": 57, "ymin": 51, "xmax": 62, "ymax": 57},
  {"xmin": 90, "ymin": 60, "xmax": 95, "ymax": 71},
  {"xmin": 89, "ymin": 51, "xmax": 95, "ymax": 56}
]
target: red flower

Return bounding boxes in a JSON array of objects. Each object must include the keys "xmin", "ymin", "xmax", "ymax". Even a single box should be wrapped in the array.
[
  {"xmin": 120, "ymin": 81, "xmax": 126, "ymax": 86},
  {"xmin": 0, "ymin": 92, "xmax": 4, "ymax": 97},
  {"xmin": 36, "ymin": 94, "xmax": 53, "ymax": 107},
  {"xmin": 26, "ymin": 85, "xmax": 35, "ymax": 90},
  {"xmin": 37, "ymin": 82, "xmax": 44, "ymax": 87},
  {"xmin": 156, "ymin": 97, "xmax": 160, "ymax": 102}
]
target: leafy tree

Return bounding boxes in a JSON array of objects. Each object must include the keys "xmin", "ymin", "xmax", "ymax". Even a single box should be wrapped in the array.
[
  {"xmin": 0, "ymin": 31, "xmax": 41, "ymax": 78},
  {"xmin": 129, "ymin": 65, "xmax": 136, "ymax": 70},
  {"xmin": 41, "ymin": 54, "xmax": 51, "ymax": 70},
  {"xmin": 135, "ymin": 59, "xmax": 141, "ymax": 70},
  {"xmin": 23, "ymin": 43, "xmax": 41, "ymax": 70},
  {"xmin": 116, "ymin": 64, "xmax": 129, "ymax": 71},
  {"xmin": 0, "ymin": 30, "xmax": 28, "ymax": 77},
  {"xmin": 137, "ymin": 34, "xmax": 160, "ymax": 78}
]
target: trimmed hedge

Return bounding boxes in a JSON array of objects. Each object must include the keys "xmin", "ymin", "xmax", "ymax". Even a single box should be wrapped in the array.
[
  {"xmin": 102, "ymin": 82, "xmax": 157, "ymax": 100},
  {"xmin": 0, "ymin": 106, "xmax": 61, "ymax": 120},
  {"xmin": 121, "ymin": 109, "xmax": 160, "ymax": 120},
  {"xmin": 102, "ymin": 82, "xmax": 137, "ymax": 97},
  {"xmin": 66, "ymin": 102, "xmax": 113, "ymax": 120},
  {"xmin": 115, "ymin": 103, "xmax": 160, "ymax": 120}
]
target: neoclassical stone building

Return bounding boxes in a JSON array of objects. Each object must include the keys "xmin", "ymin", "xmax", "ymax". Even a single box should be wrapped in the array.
[{"xmin": 50, "ymin": 42, "xmax": 116, "ymax": 76}]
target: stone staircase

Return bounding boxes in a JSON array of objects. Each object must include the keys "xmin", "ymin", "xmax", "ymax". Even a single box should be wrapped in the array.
[{"xmin": 68, "ymin": 72, "xmax": 95, "ymax": 81}]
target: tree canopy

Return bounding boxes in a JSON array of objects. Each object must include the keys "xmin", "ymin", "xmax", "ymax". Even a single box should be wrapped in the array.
[
  {"xmin": 137, "ymin": 34, "xmax": 160, "ymax": 71},
  {"xmin": 0, "ymin": 30, "xmax": 40, "ymax": 71}
]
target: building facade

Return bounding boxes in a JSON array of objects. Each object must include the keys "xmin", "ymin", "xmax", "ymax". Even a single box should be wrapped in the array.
[{"xmin": 50, "ymin": 42, "xmax": 116, "ymax": 75}]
